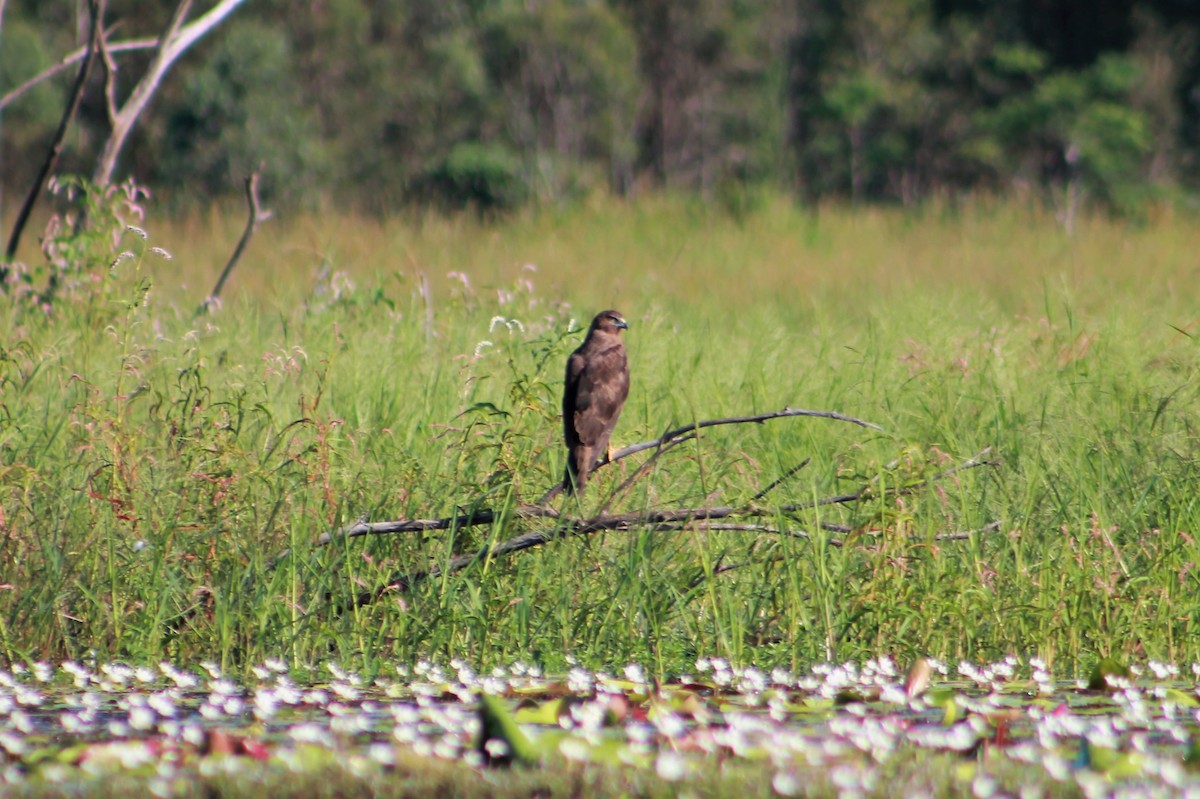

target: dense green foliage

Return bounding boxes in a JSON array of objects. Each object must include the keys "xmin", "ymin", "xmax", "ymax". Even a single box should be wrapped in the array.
[
  {"xmin": 1, "ymin": 0, "xmax": 1198, "ymax": 213},
  {"xmin": 0, "ymin": 193, "xmax": 1198, "ymax": 675}
]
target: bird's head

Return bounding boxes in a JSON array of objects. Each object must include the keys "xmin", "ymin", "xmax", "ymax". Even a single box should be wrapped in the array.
[{"xmin": 591, "ymin": 310, "xmax": 629, "ymax": 335}]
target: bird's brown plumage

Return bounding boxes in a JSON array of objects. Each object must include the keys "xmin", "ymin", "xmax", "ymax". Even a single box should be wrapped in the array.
[{"xmin": 563, "ymin": 310, "xmax": 630, "ymax": 493}]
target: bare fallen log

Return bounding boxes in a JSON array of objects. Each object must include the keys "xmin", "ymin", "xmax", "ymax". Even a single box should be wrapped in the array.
[
  {"xmin": 260, "ymin": 394, "xmax": 1000, "ymax": 609},
  {"xmin": 267, "ymin": 407, "xmax": 881, "ymax": 569},
  {"xmin": 349, "ymin": 449, "xmax": 999, "ymax": 607}
]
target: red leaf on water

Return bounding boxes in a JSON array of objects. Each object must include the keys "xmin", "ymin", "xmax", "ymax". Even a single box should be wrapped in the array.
[
  {"xmin": 240, "ymin": 739, "xmax": 270, "ymax": 760},
  {"xmin": 202, "ymin": 729, "xmax": 269, "ymax": 760}
]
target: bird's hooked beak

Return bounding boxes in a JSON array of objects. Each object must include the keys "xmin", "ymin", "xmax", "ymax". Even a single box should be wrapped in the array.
[{"xmin": 615, "ymin": 317, "xmax": 629, "ymax": 330}]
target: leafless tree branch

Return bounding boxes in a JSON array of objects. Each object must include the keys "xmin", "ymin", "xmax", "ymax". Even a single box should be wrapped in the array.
[
  {"xmin": 0, "ymin": 32, "xmax": 157, "ymax": 113},
  {"xmin": 615, "ymin": 407, "xmax": 884, "ymax": 461},
  {"xmin": 3, "ymin": 0, "xmax": 104, "ymax": 265},
  {"xmin": 266, "ymin": 504, "xmax": 563, "ymax": 572},
  {"xmin": 750, "ymin": 458, "xmax": 812, "ymax": 502},
  {"xmin": 773, "ymin": 447, "xmax": 999, "ymax": 516},
  {"xmin": 97, "ymin": 25, "xmax": 119, "ymax": 128}
]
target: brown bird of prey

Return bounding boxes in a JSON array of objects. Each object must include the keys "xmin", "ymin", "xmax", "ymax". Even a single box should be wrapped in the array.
[{"xmin": 563, "ymin": 310, "xmax": 630, "ymax": 493}]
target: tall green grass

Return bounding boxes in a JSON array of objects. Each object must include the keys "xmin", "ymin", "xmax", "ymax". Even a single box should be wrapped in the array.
[{"xmin": 1, "ymin": 194, "xmax": 1198, "ymax": 676}]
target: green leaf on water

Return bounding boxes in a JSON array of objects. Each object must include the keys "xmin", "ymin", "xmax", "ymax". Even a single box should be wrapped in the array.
[
  {"xmin": 1087, "ymin": 657, "xmax": 1132, "ymax": 691},
  {"xmin": 1165, "ymin": 688, "xmax": 1200, "ymax": 708},
  {"xmin": 1185, "ymin": 738, "xmax": 1200, "ymax": 771},
  {"xmin": 478, "ymin": 693, "xmax": 542, "ymax": 766},
  {"xmin": 1078, "ymin": 739, "xmax": 1144, "ymax": 778},
  {"xmin": 927, "ymin": 688, "xmax": 959, "ymax": 725},
  {"xmin": 514, "ymin": 696, "xmax": 567, "ymax": 725}
]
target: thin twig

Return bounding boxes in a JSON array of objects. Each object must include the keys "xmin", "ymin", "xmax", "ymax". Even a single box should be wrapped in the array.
[
  {"xmin": 593, "ymin": 435, "xmax": 690, "ymax": 516},
  {"xmin": 933, "ymin": 519, "xmax": 1003, "ymax": 541},
  {"xmin": 200, "ymin": 171, "xmax": 270, "ymax": 313},
  {"xmin": 775, "ymin": 447, "xmax": 1000, "ymax": 516},
  {"xmin": 613, "ymin": 407, "xmax": 884, "ymax": 463},
  {"xmin": 750, "ymin": 458, "xmax": 811, "ymax": 502}
]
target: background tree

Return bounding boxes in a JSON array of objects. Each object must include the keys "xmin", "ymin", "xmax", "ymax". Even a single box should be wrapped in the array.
[{"xmin": 1, "ymin": 0, "xmax": 1198, "ymax": 216}]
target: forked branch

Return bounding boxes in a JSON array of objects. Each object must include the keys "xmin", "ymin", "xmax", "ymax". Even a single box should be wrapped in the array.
[
  {"xmin": 261, "ymin": 394, "xmax": 997, "ymax": 610},
  {"xmin": 92, "ymin": 0, "xmax": 248, "ymax": 189}
]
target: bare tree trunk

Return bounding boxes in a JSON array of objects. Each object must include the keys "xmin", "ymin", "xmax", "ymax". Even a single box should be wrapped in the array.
[{"xmin": 91, "ymin": 0, "xmax": 247, "ymax": 189}]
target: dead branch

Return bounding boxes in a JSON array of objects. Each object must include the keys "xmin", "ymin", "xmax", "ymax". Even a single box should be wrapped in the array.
[
  {"xmin": 617, "ymin": 407, "xmax": 883, "ymax": 459},
  {"xmin": 296, "ymin": 409, "xmax": 881, "ymax": 560},
  {"xmin": 592, "ymin": 435, "xmax": 691, "ymax": 516},
  {"xmin": 355, "ymin": 508, "xmax": 1005, "ymax": 607},
  {"xmin": 97, "ymin": 24, "xmax": 119, "ymax": 129},
  {"xmin": 539, "ymin": 406, "xmax": 882, "ymax": 502},
  {"xmin": 773, "ymin": 447, "xmax": 1000, "ymax": 516},
  {"xmin": 0, "ymin": 33, "xmax": 158, "ymax": 113},
  {"xmin": 267, "ymin": 504, "xmax": 561, "ymax": 572},
  {"xmin": 200, "ymin": 171, "xmax": 271, "ymax": 313},
  {"xmin": 258, "ymin": 400, "xmax": 994, "ymax": 609},
  {"xmin": 298, "ymin": 445, "xmax": 996, "ymax": 575},
  {"xmin": 3, "ymin": 0, "xmax": 104, "ymax": 264}
]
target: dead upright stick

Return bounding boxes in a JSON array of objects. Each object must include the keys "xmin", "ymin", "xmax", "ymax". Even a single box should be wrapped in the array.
[
  {"xmin": 3, "ymin": 0, "xmax": 104, "ymax": 266},
  {"xmin": 200, "ymin": 172, "xmax": 271, "ymax": 313}
]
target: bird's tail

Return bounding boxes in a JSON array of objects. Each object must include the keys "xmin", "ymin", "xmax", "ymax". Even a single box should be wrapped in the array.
[{"xmin": 563, "ymin": 463, "xmax": 583, "ymax": 494}]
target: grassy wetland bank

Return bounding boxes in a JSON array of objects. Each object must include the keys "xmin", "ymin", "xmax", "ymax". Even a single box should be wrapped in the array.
[{"xmin": 2, "ymin": 195, "xmax": 1200, "ymax": 796}]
